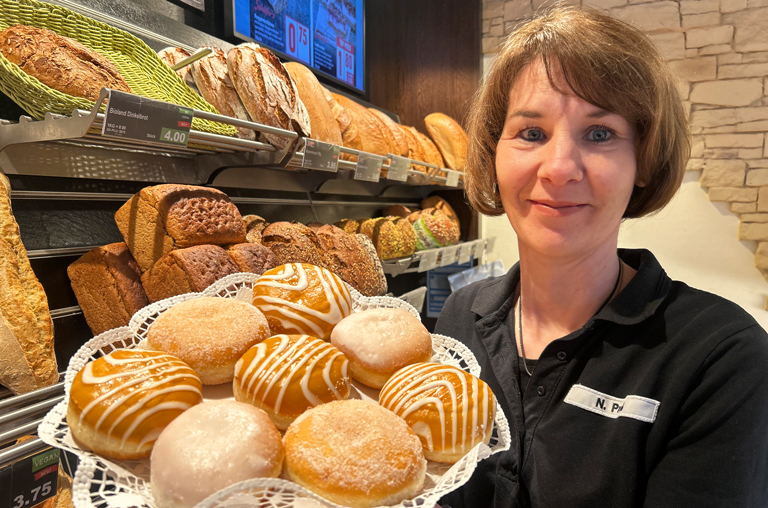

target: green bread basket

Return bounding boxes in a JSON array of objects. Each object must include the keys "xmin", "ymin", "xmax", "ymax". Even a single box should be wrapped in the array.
[{"xmin": 0, "ymin": 0, "xmax": 237, "ymax": 137}]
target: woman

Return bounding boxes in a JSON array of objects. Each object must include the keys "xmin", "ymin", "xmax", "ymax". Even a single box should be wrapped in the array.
[{"xmin": 436, "ymin": 6, "xmax": 768, "ymax": 508}]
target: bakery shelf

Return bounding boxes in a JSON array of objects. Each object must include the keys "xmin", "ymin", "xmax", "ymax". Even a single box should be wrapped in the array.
[{"xmin": 382, "ymin": 238, "xmax": 496, "ymax": 276}]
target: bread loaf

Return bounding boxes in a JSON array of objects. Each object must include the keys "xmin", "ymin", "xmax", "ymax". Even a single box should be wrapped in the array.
[
  {"xmin": 332, "ymin": 93, "xmax": 392, "ymax": 156},
  {"xmin": 421, "ymin": 196, "xmax": 460, "ymax": 227},
  {"xmin": 321, "ymin": 86, "xmax": 362, "ymax": 153},
  {"xmin": 334, "ymin": 218, "xmax": 361, "ymax": 235},
  {"xmin": 190, "ymin": 47, "xmax": 255, "ymax": 140},
  {"xmin": 359, "ymin": 217, "xmax": 416, "ymax": 260},
  {"xmin": 409, "ymin": 127, "xmax": 445, "ymax": 169},
  {"xmin": 227, "ymin": 44, "xmax": 310, "ymax": 148},
  {"xmin": 0, "ymin": 172, "xmax": 57, "ymax": 395},
  {"xmin": 316, "ymin": 225, "xmax": 381, "ymax": 297},
  {"xmin": 397, "ymin": 125, "xmax": 428, "ymax": 171},
  {"xmin": 412, "ymin": 208, "xmax": 460, "ymax": 250},
  {"xmin": 114, "ymin": 184, "xmax": 246, "ymax": 273},
  {"xmin": 382, "ymin": 205, "xmax": 414, "ymax": 218},
  {"xmin": 284, "ymin": 62, "xmax": 343, "ymax": 145},
  {"xmin": 157, "ymin": 47, "xmax": 199, "ymax": 93},
  {"xmin": 243, "ymin": 214, "xmax": 268, "ymax": 244},
  {"xmin": 67, "ymin": 242, "xmax": 149, "ymax": 336},
  {"xmin": 354, "ymin": 234, "xmax": 388, "ymax": 296},
  {"xmin": 0, "ymin": 25, "xmax": 131, "ymax": 102},
  {"xmin": 368, "ymin": 109, "xmax": 408, "ymax": 157},
  {"xmin": 425, "ymin": 113, "xmax": 468, "ymax": 170},
  {"xmin": 261, "ymin": 222, "xmax": 328, "ymax": 267},
  {"xmin": 141, "ymin": 244, "xmax": 240, "ymax": 302},
  {"xmin": 225, "ymin": 243, "xmax": 280, "ymax": 275}
]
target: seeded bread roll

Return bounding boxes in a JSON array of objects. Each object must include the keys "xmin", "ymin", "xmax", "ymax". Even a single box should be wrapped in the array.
[
  {"xmin": 225, "ymin": 243, "xmax": 281, "ymax": 275},
  {"xmin": 332, "ymin": 93, "xmax": 393, "ymax": 156},
  {"xmin": 354, "ymin": 234, "xmax": 388, "ymax": 296},
  {"xmin": 157, "ymin": 47, "xmax": 199, "ymax": 93},
  {"xmin": 424, "ymin": 113, "xmax": 468, "ymax": 171},
  {"xmin": 141, "ymin": 245, "xmax": 240, "ymax": 302},
  {"xmin": 412, "ymin": 208, "xmax": 460, "ymax": 251},
  {"xmin": 68, "ymin": 242, "xmax": 149, "ymax": 336},
  {"xmin": 114, "ymin": 184, "xmax": 246, "ymax": 273},
  {"xmin": 0, "ymin": 25, "xmax": 131, "ymax": 102},
  {"xmin": 359, "ymin": 217, "xmax": 417, "ymax": 260},
  {"xmin": 284, "ymin": 62, "xmax": 343, "ymax": 145},
  {"xmin": 261, "ymin": 222, "xmax": 329, "ymax": 267},
  {"xmin": 243, "ymin": 215, "xmax": 268, "ymax": 244},
  {"xmin": 334, "ymin": 219, "xmax": 361, "ymax": 235},
  {"xmin": 421, "ymin": 196, "xmax": 460, "ymax": 227},
  {"xmin": 368, "ymin": 109, "xmax": 408, "ymax": 157},
  {"xmin": 316, "ymin": 225, "xmax": 381, "ymax": 297},
  {"xmin": 190, "ymin": 46, "xmax": 255, "ymax": 140}
]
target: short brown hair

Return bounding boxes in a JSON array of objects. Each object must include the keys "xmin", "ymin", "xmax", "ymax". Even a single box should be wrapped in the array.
[{"xmin": 464, "ymin": 6, "xmax": 690, "ymax": 218}]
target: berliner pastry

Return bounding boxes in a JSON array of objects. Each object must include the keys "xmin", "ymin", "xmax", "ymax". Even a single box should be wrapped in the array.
[
  {"xmin": 283, "ymin": 399, "xmax": 426, "ymax": 508},
  {"xmin": 330, "ymin": 308, "xmax": 432, "ymax": 389},
  {"xmin": 233, "ymin": 334, "xmax": 351, "ymax": 430},
  {"xmin": 150, "ymin": 400, "xmax": 284, "ymax": 508},
  {"xmin": 379, "ymin": 363, "xmax": 496, "ymax": 463},
  {"xmin": 67, "ymin": 350, "xmax": 202, "ymax": 460},
  {"xmin": 147, "ymin": 297, "xmax": 270, "ymax": 385},
  {"xmin": 252, "ymin": 263, "xmax": 352, "ymax": 341}
]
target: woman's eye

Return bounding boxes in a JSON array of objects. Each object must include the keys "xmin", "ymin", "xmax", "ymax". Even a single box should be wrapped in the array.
[
  {"xmin": 520, "ymin": 128, "xmax": 544, "ymax": 142},
  {"xmin": 587, "ymin": 128, "xmax": 613, "ymax": 143}
]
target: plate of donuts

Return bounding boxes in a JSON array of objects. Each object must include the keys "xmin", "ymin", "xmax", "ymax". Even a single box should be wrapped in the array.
[{"xmin": 39, "ymin": 264, "xmax": 511, "ymax": 508}]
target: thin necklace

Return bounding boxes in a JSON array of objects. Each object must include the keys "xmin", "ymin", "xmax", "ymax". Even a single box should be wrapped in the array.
[{"xmin": 517, "ymin": 258, "xmax": 624, "ymax": 376}]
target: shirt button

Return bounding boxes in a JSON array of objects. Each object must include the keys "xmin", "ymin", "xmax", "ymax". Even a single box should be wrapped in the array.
[
  {"xmin": 537, "ymin": 386, "xmax": 546, "ymax": 396},
  {"xmin": 557, "ymin": 351, "xmax": 567, "ymax": 361}
]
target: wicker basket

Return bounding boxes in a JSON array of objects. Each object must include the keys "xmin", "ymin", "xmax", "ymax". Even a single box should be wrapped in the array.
[{"xmin": 0, "ymin": 0, "xmax": 236, "ymax": 137}]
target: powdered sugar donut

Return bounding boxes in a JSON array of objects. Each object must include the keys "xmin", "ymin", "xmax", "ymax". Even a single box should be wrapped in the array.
[
  {"xmin": 150, "ymin": 400, "xmax": 284, "ymax": 508},
  {"xmin": 330, "ymin": 308, "xmax": 432, "ymax": 388}
]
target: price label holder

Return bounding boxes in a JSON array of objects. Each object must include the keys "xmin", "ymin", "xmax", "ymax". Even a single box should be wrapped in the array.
[
  {"xmin": 387, "ymin": 154, "xmax": 410, "ymax": 182},
  {"xmin": 302, "ymin": 139, "xmax": 340, "ymax": 172},
  {"xmin": 0, "ymin": 448, "xmax": 59, "ymax": 508},
  {"xmin": 486, "ymin": 236, "xmax": 497, "ymax": 254},
  {"xmin": 439, "ymin": 245, "xmax": 460, "ymax": 267},
  {"xmin": 418, "ymin": 250, "xmax": 439, "ymax": 272},
  {"xmin": 101, "ymin": 90, "xmax": 194, "ymax": 147},
  {"xmin": 445, "ymin": 170, "xmax": 460, "ymax": 187},
  {"xmin": 473, "ymin": 239, "xmax": 487, "ymax": 263},
  {"xmin": 354, "ymin": 154, "xmax": 383, "ymax": 183},
  {"xmin": 458, "ymin": 242, "xmax": 474, "ymax": 265}
]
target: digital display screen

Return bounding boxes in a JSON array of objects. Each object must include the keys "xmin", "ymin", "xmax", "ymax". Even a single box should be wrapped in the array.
[{"xmin": 232, "ymin": 0, "xmax": 365, "ymax": 93}]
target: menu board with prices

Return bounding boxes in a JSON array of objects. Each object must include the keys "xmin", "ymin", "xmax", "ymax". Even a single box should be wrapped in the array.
[
  {"xmin": 101, "ymin": 90, "xmax": 193, "ymax": 148},
  {"xmin": 302, "ymin": 139, "xmax": 339, "ymax": 172},
  {"xmin": 0, "ymin": 448, "xmax": 59, "ymax": 508}
]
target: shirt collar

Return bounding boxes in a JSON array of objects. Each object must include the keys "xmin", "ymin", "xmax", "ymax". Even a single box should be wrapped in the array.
[{"xmin": 469, "ymin": 248, "xmax": 672, "ymax": 327}]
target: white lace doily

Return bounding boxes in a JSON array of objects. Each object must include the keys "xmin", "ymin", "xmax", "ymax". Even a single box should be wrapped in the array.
[{"xmin": 39, "ymin": 274, "xmax": 510, "ymax": 508}]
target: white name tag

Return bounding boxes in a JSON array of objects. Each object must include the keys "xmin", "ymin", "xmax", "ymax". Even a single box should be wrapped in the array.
[{"xmin": 564, "ymin": 384, "xmax": 660, "ymax": 423}]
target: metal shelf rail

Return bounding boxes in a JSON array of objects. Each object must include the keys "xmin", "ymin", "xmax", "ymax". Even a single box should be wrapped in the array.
[{"xmin": 382, "ymin": 237, "xmax": 496, "ymax": 277}]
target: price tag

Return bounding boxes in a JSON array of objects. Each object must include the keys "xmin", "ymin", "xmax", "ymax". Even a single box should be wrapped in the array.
[
  {"xmin": 302, "ymin": 139, "xmax": 340, "ymax": 172},
  {"xmin": 439, "ymin": 246, "xmax": 459, "ymax": 267},
  {"xmin": 285, "ymin": 16, "xmax": 310, "ymax": 64},
  {"xmin": 336, "ymin": 37, "xmax": 355, "ymax": 86},
  {"xmin": 458, "ymin": 242, "xmax": 474, "ymax": 265},
  {"xmin": 387, "ymin": 154, "xmax": 410, "ymax": 182},
  {"xmin": 418, "ymin": 250, "xmax": 439, "ymax": 272},
  {"xmin": 0, "ymin": 448, "xmax": 59, "ymax": 508},
  {"xmin": 445, "ymin": 170, "xmax": 460, "ymax": 187},
  {"xmin": 102, "ymin": 90, "xmax": 194, "ymax": 147},
  {"xmin": 354, "ymin": 154, "xmax": 383, "ymax": 182},
  {"xmin": 473, "ymin": 239, "xmax": 487, "ymax": 264},
  {"xmin": 486, "ymin": 236, "xmax": 497, "ymax": 254}
]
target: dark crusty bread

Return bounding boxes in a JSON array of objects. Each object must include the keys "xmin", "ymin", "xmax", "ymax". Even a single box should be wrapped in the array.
[
  {"xmin": 157, "ymin": 47, "xmax": 199, "ymax": 93},
  {"xmin": 226, "ymin": 243, "xmax": 280, "ymax": 275},
  {"xmin": 368, "ymin": 109, "xmax": 408, "ymax": 157},
  {"xmin": 359, "ymin": 217, "xmax": 417, "ymax": 260},
  {"xmin": 316, "ymin": 225, "xmax": 381, "ymax": 297},
  {"xmin": 355, "ymin": 234, "xmax": 388, "ymax": 296},
  {"xmin": 243, "ymin": 214, "xmax": 268, "ymax": 244},
  {"xmin": 261, "ymin": 222, "xmax": 329, "ymax": 267},
  {"xmin": 284, "ymin": 62, "xmax": 343, "ymax": 145},
  {"xmin": 306, "ymin": 222, "xmax": 325, "ymax": 232},
  {"xmin": 412, "ymin": 208, "xmax": 460, "ymax": 251},
  {"xmin": 67, "ymin": 242, "xmax": 149, "ymax": 336},
  {"xmin": 141, "ymin": 244, "xmax": 239, "ymax": 302},
  {"xmin": 0, "ymin": 25, "xmax": 131, "ymax": 102},
  {"xmin": 227, "ymin": 43, "xmax": 310, "ymax": 149},
  {"xmin": 114, "ymin": 184, "xmax": 246, "ymax": 273},
  {"xmin": 0, "ymin": 172, "xmax": 57, "ymax": 395},
  {"xmin": 190, "ymin": 46, "xmax": 255, "ymax": 141}
]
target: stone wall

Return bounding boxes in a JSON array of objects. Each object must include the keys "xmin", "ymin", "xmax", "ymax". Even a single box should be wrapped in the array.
[{"xmin": 482, "ymin": 0, "xmax": 768, "ymax": 282}]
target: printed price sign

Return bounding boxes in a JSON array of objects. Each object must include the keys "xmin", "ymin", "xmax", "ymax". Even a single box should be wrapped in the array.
[
  {"xmin": 473, "ymin": 239, "xmax": 487, "ymax": 264},
  {"xmin": 102, "ymin": 90, "xmax": 193, "ymax": 147},
  {"xmin": 285, "ymin": 16, "xmax": 310, "ymax": 64},
  {"xmin": 445, "ymin": 170, "xmax": 460, "ymax": 187},
  {"xmin": 439, "ymin": 246, "xmax": 459, "ymax": 267},
  {"xmin": 354, "ymin": 154, "xmax": 383, "ymax": 182},
  {"xmin": 336, "ymin": 36, "xmax": 355, "ymax": 85},
  {"xmin": 418, "ymin": 250, "xmax": 439, "ymax": 272},
  {"xmin": 302, "ymin": 139, "xmax": 339, "ymax": 172},
  {"xmin": 387, "ymin": 154, "xmax": 410, "ymax": 182},
  {"xmin": 486, "ymin": 236, "xmax": 497, "ymax": 254},
  {"xmin": 458, "ymin": 242, "xmax": 474, "ymax": 265},
  {"xmin": 0, "ymin": 448, "xmax": 59, "ymax": 508}
]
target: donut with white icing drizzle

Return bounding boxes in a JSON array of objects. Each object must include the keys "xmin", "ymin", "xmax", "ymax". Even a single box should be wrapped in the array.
[
  {"xmin": 379, "ymin": 362, "xmax": 496, "ymax": 463},
  {"xmin": 67, "ymin": 349, "xmax": 202, "ymax": 460},
  {"xmin": 233, "ymin": 334, "xmax": 351, "ymax": 430},
  {"xmin": 252, "ymin": 263, "xmax": 352, "ymax": 341}
]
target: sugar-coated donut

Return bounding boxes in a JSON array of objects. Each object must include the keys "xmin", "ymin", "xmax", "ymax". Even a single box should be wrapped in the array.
[
  {"xmin": 67, "ymin": 350, "xmax": 202, "ymax": 460},
  {"xmin": 284, "ymin": 399, "xmax": 426, "ymax": 508},
  {"xmin": 330, "ymin": 308, "xmax": 432, "ymax": 388},
  {"xmin": 252, "ymin": 263, "xmax": 352, "ymax": 341},
  {"xmin": 379, "ymin": 362, "xmax": 496, "ymax": 463},
  {"xmin": 234, "ymin": 334, "xmax": 351, "ymax": 430},
  {"xmin": 150, "ymin": 400, "xmax": 284, "ymax": 508},
  {"xmin": 147, "ymin": 297, "xmax": 270, "ymax": 385}
]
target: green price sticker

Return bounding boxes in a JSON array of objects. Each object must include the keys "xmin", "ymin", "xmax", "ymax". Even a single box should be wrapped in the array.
[{"xmin": 160, "ymin": 128, "xmax": 188, "ymax": 145}]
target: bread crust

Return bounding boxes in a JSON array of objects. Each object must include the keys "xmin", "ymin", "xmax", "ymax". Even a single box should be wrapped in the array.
[
  {"xmin": 412, "ymin": 208, "xmax": 460, "ymax": 250},
  {"xmin": 157, "ymin": 47, "xmax": 198, "ymax": 92},
  {"xmin": 284, "ymin": 62, "xmax": 343, "ymax": 145},
  {"xmin": 425, "ymin": 113, "xmax": 468, "ymax": 170},
  {"xmin": 261, "ymin": 222, "xmax": 329, "ymax": 267},
  {"xmin": 332, "ymin": 93, "xmax": 392, "ymax": 156},
  {"xmin": 397, "ymin": 125, "xmax": 428, "ymax": 171},
  {"xmin": 316, "ymin": 225, "xmax": 381, "ymax": 297},
  {"xmin": 421, "ymin": 196, "xmax": 460, "ymax": 226},
  {"xmin": 368, "ymin": 109, "xmax": 408, "ymax": 157},
  {"xmin": 359, "ymin": 217, "xmax": 417, "ymax": 260},
  {"xmin": 354, "ymin": 234, "xmax": 388, "ymax": 296},
  {"xmin": 409, "ymin": 127, "xmax": 445, "ymax": 169},
  {"xmin": 0, "ymin": 25, "xmax": 131, "ymax": 101},
  {"xmin": 225, "ymin": 242, "xmax": 280, "ymax": 275}
]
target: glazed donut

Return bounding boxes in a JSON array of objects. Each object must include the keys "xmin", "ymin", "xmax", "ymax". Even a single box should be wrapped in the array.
[
  {"xmin": 330, "ymin": 308, "xmax": 432, "ymax": 388},
  {"xmin": 150, "ymin": 400, "xmax": 284, "ymax": 508},
  {"xmin": 379, "ymin": 362, "xmax": 496, "ymax": 463},
  {"xmin": 146, "ymin": 297, "xmax": 270, "ymax": 385},
  {"xmin": 283, "ymin": 399, "xmax": 426, "ymax": 508},
  {"xmin": 233, "ymin": 334, "xmax": 351, "ymax": 430},
  {"xmin": 252, "ymin": 263, "xmax": 352, "ymax": 341},
  {"xmin": 67, "ymin": 349, "xmax": 202, "ymax": 460}
]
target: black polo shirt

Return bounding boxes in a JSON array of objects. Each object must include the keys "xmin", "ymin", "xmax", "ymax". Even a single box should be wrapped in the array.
[{"xmin": 436, "ymin": 249, "xmax": 768, "ymax": 508}]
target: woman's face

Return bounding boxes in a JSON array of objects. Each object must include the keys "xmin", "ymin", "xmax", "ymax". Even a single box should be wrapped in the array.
[{"xmin": 495, "ymin": 60, "xmax": 638, "ymax": 261}]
